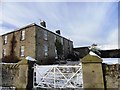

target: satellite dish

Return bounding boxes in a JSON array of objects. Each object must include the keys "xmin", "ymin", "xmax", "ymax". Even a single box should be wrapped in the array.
[{"xmin": 26, "ymin": 56, "xmax": 36, "ymax": 61}]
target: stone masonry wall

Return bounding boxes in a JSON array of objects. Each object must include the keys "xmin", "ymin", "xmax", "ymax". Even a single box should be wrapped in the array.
[
  {"xmin": 103, "ymin": 64, "xmax": 120, "ymax": 89},
  {"xmin": 2, "ymin": 64, "xmax": 19, "ymax": 87},
  {"xmin": 2, "ymin": 59, "xmax": 29, "ymax": 89},
  {"xmin": 0, "ymin": 36, "xmax": 2, "ymax": 61}
]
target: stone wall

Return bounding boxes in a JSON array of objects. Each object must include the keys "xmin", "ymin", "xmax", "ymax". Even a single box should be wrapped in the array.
[
  {"xmin": 2, "ymin": 57, "xmax": 120, "ymax": 89},
  {"xmin": 2, "ymin": 64, "xmax": 19, "ymax": 87},
  {"xmin": 0, "ymin": 36, "xmax": 2, "ymax": 86},
  {"xmin": 36, "ymin": 25, "xmax": 73, "ymax": 64},
  {"xmin": 1, "ymin": 24, "xmax": 36, "ymax": 61},
  {"xmin": 1, "ymin": 59, "xmax": 34, "ymax": 89},
  {"xmin": 0, "ymin": 36, "xmax": 2, "ymax": 61},
  {"xmin": 81, "ymin": 54, "xmax": 120, "ymax": 89},
  {"xmin": 81, "ymin": 54, "xmax": 104, "ymax": 89},
  {"xmin": 103, "ymin": 64, "xmax": 120, "ymax": 89},
  {"xmin": 36, "ymin": 26, "xmax": 56, "ymax": 64}
]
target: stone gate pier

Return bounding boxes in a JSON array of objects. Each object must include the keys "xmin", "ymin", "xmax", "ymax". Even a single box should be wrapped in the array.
[{"xmin": 81, "ymin": 53, "xmax": 104, "ymax": 89}]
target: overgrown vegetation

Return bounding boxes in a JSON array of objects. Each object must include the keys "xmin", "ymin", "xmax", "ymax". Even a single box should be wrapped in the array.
[
  {"xmin": 2, "ymin": 34, "xmax": 20, "ymax": 63},
  {"xmin": 55, "ymin": 39, "xmax": 63, "ymax": 60},
  {"xmin": 10, "ymin": 34, "xmax": 17, "ymax": 56},
  {"xmin": 2, "ymin": 55, "xmax": 20, "ymax": 63},
  {"xmin": 67, "ymin": 52, "xmax": 79, "ymax": 61}
]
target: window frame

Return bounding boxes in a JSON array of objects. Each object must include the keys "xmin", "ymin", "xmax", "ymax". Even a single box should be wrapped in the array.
[
  {"xmin": 4, "ymin": 35, "xmax": 7, "ymax": 44},
  {"xmin": 2, "ymin": 49, "xmax": 6, "ymax": 57},
  {"xmin": 21, "ymin": 30, "xmax": 25, "ymax": 41},
  {"xmin": 44, "ymin": 45, "xmax": 48, "ymax": 56},
  {"xmin": 61, "ymin": 38, "xmax": 63, "ymax": 45},
  {"xmin": 44, "ymin": 31, "xmax": 48, "ymax": 40},
  {"xmin": 20, "ymin": 46, "xmax": 25, "ymax": 57}
]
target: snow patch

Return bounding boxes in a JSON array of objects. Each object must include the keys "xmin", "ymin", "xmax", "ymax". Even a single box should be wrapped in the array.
[{"xmin": 96, "ymin": 44, "xmax": 119, "ymax": 50}]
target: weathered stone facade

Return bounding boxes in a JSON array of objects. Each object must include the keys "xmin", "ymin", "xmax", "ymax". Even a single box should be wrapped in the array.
[
  {"xmin": 81, "ymin": 54, "xmax": 104, "ymax": 89},
  {"xmin": 1, "ymin": 25, "xmax": 36, "ymax": 60},
  {"xmin": 2, "ymin": 58, "xmax": 120, "ymax": 89},
  {"xmin": 35, "ymin": 25, "xmax": 73, "ymax": 64},
  {"xmin": 0, "ymin": 36, "xmax": 2, "ymax": 85},
  {"xmin": 103, "ymin": 64, "xmax": 120, "ymax": 89},
  {"xmin": 0, "ymin": 36, "xmax": 2, "ymax": 61},
  {"xmin": 2, "ymin": 59, "xmax": 29, "ymax": 89},
  {"xmin": 81, "ymin": 54, "xmax": 120, "ymax": 89},
  {"xmin": 36, "ymin": 26, "xmax": 56, "ymax": 64},
  {"xmin": 0, "ymin": 23, "xmax": 73, "ymax": 64}
]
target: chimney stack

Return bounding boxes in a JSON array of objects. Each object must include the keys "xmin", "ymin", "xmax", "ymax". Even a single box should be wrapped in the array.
[
  {"xmin": 56, "ymin": 30, "xmax": 61, "ymax": 35},
  {"xmin": 40, "ymin": 20, "xmax": 46, "ymax": 28}
]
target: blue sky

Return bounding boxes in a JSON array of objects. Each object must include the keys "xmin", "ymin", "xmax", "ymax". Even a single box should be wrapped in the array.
[{"xmin": 0, "ymin": 1, "xmax": 118, "ymax": 47}]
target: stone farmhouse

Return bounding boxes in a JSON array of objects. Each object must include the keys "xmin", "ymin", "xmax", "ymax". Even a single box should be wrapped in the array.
[{"xmin": 0, "ymin": 22, "xmax": 73, "ymax": 64}]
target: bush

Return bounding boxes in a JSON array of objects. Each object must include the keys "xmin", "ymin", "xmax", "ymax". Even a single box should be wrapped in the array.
[
  {"xmin": 2, "ymin": 55, "xmax": 20, "ymax": 63},
  {"xmin": 67, "ymin": 52, "xmax": 79, "ymax": 61}
]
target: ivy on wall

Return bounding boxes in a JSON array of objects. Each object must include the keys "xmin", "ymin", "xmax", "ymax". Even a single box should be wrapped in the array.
[
  {"xmin": 2, "ymin": 34, "xmax": 20, "ymax": 63},
  {"xmin": 55, "ymin": 39, "xmax": 63, "ymax": 59}
]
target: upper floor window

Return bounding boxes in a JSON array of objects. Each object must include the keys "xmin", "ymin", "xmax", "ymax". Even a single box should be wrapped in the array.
[
  {"xmin": 44, "ymin": 45, "xmax": 48, "ymax": 56},
  {"xmin": 61, "ymin": 38, "xmax": 63, "ymax": 45},
  {"xmin": 21, "ymin": 30, "xmax": 25, "ymax": 40},
  {"xmin": 54, "ymin": 35, "xmax": 56, "ymax": 42},
  {"xmin": 4, "ymin": 35, "xmax": 7, "ymax": 44},
  {"xmin": 55, "ymin": 47, "xmax": 58, "ymax": 59},
  {"xmin": 2, "ymin": 49, "xmax": 6, "ymax": 57},
  {"xmin": 20, "ymin": 46, "xmax": 24, "ymax": 57},
  {"xmin": 44, "ymin": 31, "xmax": 47, "ymax": 40}
]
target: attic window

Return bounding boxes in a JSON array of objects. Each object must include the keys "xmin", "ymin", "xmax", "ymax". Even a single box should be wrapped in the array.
[
  {"xmin": 21, "ymin": 30, "xmax": 25, "ymax": 40},
  {"xmin": 4, "ymin": 35, "xmax": 7, "ymax": 44}
]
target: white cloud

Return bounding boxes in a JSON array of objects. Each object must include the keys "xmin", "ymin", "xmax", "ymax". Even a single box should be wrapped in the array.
[
  {"xmin": 107, "ymin": 28, "xmax": 118, "ymax": 45},
  {"xmin": 67, "ymin": 3, "xmax": 116, "ymax": 47},
  {"xmin": 0, "ymin": 2, "xmax": 118, "ymax": 48},
  {"xmin": 1, "ymin": 0, "xmax": 119, "ymax": 2}
]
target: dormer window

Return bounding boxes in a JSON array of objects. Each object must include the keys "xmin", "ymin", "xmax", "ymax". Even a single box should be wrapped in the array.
[
  {"xmin": 4, "ymin": 35, "xmax": 7, "ymax": 44},
  {"xmin": 21, "ymin": 30, "xmax": 25, "ymax": 40}
]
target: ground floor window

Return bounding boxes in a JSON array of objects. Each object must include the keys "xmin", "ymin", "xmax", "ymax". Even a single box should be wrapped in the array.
[
  {"xmin": 44, "ymin": 45, "xmax": 48, "ymax": 56},
  {"xmin": 2, "ymin": 49, "xmax": 6, "ymax": 57}
]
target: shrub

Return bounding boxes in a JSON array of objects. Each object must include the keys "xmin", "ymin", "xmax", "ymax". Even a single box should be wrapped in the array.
[{"xmin": 2, "ymin": 55, "xmax": 20, "ymax": 63}]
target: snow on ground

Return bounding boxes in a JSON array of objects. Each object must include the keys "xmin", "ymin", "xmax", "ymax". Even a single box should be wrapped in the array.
[{"xmin": 102, "ymin": 58, "xmax": 119, "ymax": 64}]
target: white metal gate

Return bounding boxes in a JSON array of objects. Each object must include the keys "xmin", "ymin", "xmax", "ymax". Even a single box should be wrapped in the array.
[{"xmin": 33, "ymin": 64, "xmax": 83, "ymax": 89}]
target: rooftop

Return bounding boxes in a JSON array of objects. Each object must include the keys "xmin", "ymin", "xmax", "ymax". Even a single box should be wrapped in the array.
[{"xmin": 0, "ymin": 23, "xmax": 73, "ymax": 42}]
